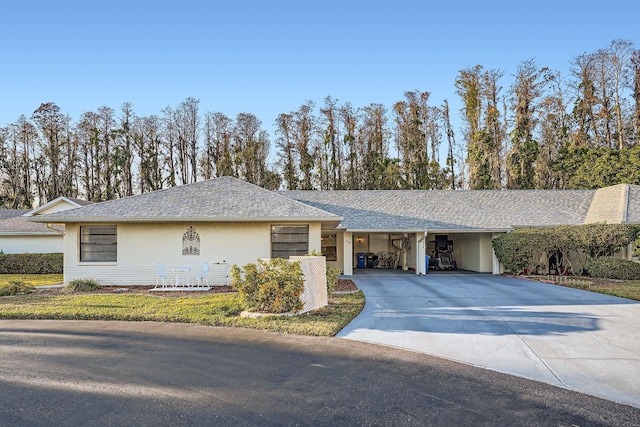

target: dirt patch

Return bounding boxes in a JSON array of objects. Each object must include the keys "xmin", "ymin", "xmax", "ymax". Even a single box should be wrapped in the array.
[{"xmin": 335, "ymin": 279, "xmax": 358, "ymax": 293}]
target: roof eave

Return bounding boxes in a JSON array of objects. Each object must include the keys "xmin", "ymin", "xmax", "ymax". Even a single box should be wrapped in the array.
[
  {"xmin": 344, "ymin": 227, "xmax": 513, "ymax": 233},
  {"xmin": 27, "ymin": 216, "xmax": 343, "ymax": 224},
  {"xmin": 0, "ymin": 231, "xmax": 63, "ymax": 236}
]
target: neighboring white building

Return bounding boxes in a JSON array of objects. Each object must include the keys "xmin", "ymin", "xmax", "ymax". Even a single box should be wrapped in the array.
[
  {"xmin": 26, "ymin": 177, "xmax": 640, "ymax": 285},
  {"xmin": 0, "ymin": 197, "xmax": 92, "ymax": 254}
]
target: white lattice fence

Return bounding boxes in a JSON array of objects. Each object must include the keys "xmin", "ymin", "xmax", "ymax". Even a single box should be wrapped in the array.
[
  {"xmin": 289, "ymin": 256, "xmax": 328, "ymax": 314},
  {"xmin": 209, "ymin": 262, "xmax": 230, "ymax": 286}
]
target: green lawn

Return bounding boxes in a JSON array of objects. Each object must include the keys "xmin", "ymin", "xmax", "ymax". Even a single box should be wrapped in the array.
[
  {"xmin": 553, "ymin": 278, "xmax": 640, "ymax": 301},
  {"xmin": 0, "ymin": 274, "xmax": 63, "ymax": 287},
  {"xmin": 0, "ymin": 274, "xmax": 365, "ymax": 336},
  {"xmin": 2, "ymin": 273, "xmax": 637, "ymax": 337}
]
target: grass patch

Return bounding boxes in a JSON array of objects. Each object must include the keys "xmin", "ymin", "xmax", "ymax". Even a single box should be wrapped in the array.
[
  {"xmin": 0, "ymin": 274, "xmax": 63, "ymax": 287},
  {"xmin": 532, "ymin": 276, "xmax": 640, "ymax": 301},
  {"xmin": 0, "ymin": 290, "xmax": 365, "ymax": 337},
  {"xmin": 570, "ymin": 279, "xmax": 640, "ymax": 301},
  {"xmin": 0, "ymin": 281, "xmax": 35, "ymax": 296},
  {"xmin": 62, "ymin": 278, "xmax": 102, "ymax": 294}
]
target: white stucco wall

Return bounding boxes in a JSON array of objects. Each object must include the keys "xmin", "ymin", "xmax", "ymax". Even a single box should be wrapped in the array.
[
  {"xmin": 36, "ymin": 200, "xmax": 80, "ymax": 215},
  {"xmin": 450, "ymin": 232, "xmax": 493, "ymax": 273},
  {"xmin": 342, "ymin": 231, "xmax": 353, "ymax": 275},
  {"xmin": 324, "ymin": 230, "xmax": 344, "ymax": 271},
  {"xmin": 63, "ymin": 221, "xmax": 323, "ymax": 286},
  {"xmin": 0, "ymin": 235, "xmax": 63, "ymax": 254}
]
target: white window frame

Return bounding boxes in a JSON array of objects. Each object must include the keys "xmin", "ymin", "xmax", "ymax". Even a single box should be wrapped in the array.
[
  {"xmin": 271, "ymin": 225, "xmax": 309, "ymax": 259},
  {"xmin": 79, "ymin": 225, "xmax": 117, "ymax": 262}
]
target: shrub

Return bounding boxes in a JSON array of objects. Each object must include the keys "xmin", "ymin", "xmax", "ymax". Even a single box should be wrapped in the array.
[
  {"xmin": 493, "ymin": 224, "xmax": 638, "ymax": 275},
  {"xmin": 492, "ymin": 232, "xmax": 540, "ymax": 275},
  {"xmin": 62, "ymin": 278, "xmax": 102, "ymax": 294},
  {"xmin": 230, "ymin": 258, "xmax": 304, "ymax": 314},
  {"xmin": 0, "ymin": 253, "xmax": 63, "ymax": 274},
  {"xmin": 587, "ymin": 258, "xmax": 640, "ymax": 280},
  {"xmin": 0, "ymin": 280, "xmax": 35, "ymax": 296},
  {"xmin": 326, "ymin": 266, "xmax": 341, "ymax": 296}
]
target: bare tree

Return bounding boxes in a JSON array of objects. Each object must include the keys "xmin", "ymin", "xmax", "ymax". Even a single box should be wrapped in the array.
[
  {"xmin": 292, "ymin": 101, "xmax": 317, "ymax": 190},
  {"xmin": 339, "ymin": 102, "xmax": 361, "ymax": 189},
  {"xmin": 632, "ymin": 48, "xmax": 640, "ymax": 144},
  {"xmin": 570, "ymin": 54, "xmax": 600, "ymax": 147},
  {"xmin": 507, "ymin": 59, "xmax": 553, "ymax": 189},
  {"xmin": 319, "ymin": 96, "xmax": 342, "ymax": 190},
  {"xmin": 456, "ymin": 66, "xmax": 484, "ymax": 189},
  {"xmin": 607, "ymin": 39, "xmax": 635, "ymax": 149},
  {"xmin": 275, "ymin": 113, "xmax": 299, "ymax": 189},
  {"xmin": 0, "ymin": 117, "xmax": 37, "ymax": 208},
  {"xmin": 161, "ymin": 106, "xmax": 178, "ymax": 187},
  {"xmin": 31, "ymin": 102, "xmax": 73, "ymax": 201},
  {"xmin": 361, "ymin": 103, "xmax": 390, "ymax": 189},
  {"xmin": 132, "ymin": 114, "xmax": 165, "ymax": 193},
  {"xmin": 211, "ymin": 112, "xmax": 234, "ymax": 178},
  {"xmin": 117, "ymin": 102, "xmax": 136, "ymax": 197},
  {"xmin": 174, "ymin": 97, "xmax": 200, "ymax": 184},
  {"xmin": 536, "ymin": 72, "xmax": 569, "ymax": 188},
  {"xmin": 442, "ymin": 100, "xmax": 457, "ymax": 189}
]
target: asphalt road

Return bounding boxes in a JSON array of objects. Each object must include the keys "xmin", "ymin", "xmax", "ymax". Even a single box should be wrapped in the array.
[{"xmin": 1, "ymin": 320, "xmax": 639, "ymax": 426}]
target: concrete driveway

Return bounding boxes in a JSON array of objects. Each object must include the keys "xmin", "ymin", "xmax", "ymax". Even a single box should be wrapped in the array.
[{"xmin": 338, "ymin": 271, "xmax": 640, "ymax": 408}]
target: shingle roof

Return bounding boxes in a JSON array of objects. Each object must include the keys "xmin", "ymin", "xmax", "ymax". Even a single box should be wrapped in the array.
[
  {"xmin": 283, "ymin": 189, "xmax": 596, "ymax": 231},
  {"xmin": 0, "ymin": 215, "xmax": 63, "ymax": 234},
  {"xmin": 0, "ymin": 209, "xmax": 29, "ymax": 220},
  {"xmin": 31, "ymin": 177, "xmax": 341, "ymax": 223},
  {"xmin": 64, "ymin": 197, "xmax": 94, "ymax": 207}
]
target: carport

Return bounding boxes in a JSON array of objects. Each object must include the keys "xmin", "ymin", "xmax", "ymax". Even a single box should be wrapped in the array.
[
  {"xmin": 445, "ymin": 231, "xmax": 504, "ymax": 273},
  {"xmin": 334, "ymin": 230, "xmax": 504, "ymax": 276},
  {"xmin": 348, "ymin": 231, "xmax": 426, "ymax": 275}
]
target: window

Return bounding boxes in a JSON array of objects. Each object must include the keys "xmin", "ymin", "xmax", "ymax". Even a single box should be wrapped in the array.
[
  {"xmin": 80, "ymin": 226, "xmax": 117, "ymax": 262},
  {"xmin": 321, "ymin": 233, "xmax": 337, "ymax": 261},
  {"xmin": 271, "ymin": 225, "xmax": 309, "ymax": 259}
]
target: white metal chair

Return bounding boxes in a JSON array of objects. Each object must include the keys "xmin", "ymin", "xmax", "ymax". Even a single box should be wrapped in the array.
[
  {"xmin": 192, "ymin": 262, "xmax": 210, "ymax": 287},
  {"xmin": 155, "ymin": 263, "xmax": 168, "ymax": 288}
]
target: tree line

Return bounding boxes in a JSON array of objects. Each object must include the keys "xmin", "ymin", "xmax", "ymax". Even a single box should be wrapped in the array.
[{"xmin": 1, "ymin": 39, "xmax": 639, "ymax": 209}]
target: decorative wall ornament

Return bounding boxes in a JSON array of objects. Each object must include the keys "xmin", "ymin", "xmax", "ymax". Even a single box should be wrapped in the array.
[{"xmin": 182, "ymin": 226, "xmax": 200, "ymax": 255}]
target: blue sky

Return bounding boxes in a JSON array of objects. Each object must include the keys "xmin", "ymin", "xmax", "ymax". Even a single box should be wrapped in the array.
[{"xmin": 1, "ymin": 0, "xmax": 638, "ymax": 143}]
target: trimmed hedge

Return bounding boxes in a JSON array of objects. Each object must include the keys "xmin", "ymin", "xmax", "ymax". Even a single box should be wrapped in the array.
[
  {"xmin": 0, "ymin": 253, "xmax": 63, "ymax": 274},
  {"xmin": 493, "ymin": 224, "xmax": 639, "ymax": 275},
  {"xmin": 230, "ymin": 258, "xmax": 304, "ymax": 314},
  {"xmin": 587, "ymin": 258, "xmax": 640, "ymax": 280}
]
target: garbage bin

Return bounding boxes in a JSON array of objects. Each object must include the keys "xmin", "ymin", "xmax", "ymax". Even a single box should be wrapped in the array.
[
  {"xmin": 366, "ymin": 253, "xmax": 376, "ymax": 268},
  {"xmin": 425, "ymin": 255, "xmax": 430, "ymax": 274},
  {"xmin": 357, "ymin": 253, "xmax": 366, "ymax": 269}
]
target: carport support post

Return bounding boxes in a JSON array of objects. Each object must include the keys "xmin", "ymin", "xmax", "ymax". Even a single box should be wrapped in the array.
[
  {"xmin": 402, "ymin": 233, "xmax": 408, "ymax": 271},
  {"xmin": 343, "ymin": 232, "xmax": 353, "ymax": 275},
  {"xmin": 416, "ymin": 232, "xmax": 427, "ymax": 275}
]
